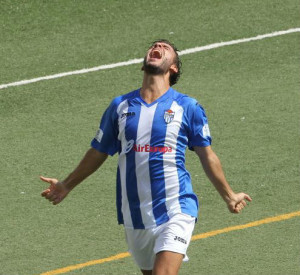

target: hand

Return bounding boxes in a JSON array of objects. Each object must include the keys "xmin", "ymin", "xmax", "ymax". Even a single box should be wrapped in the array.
[
  {"xmin": 226, "ymin": 193, "xmax": 252, "ymax": 214},
  {"xmin": 40, "ymin": 176, "xmax": 70, "ymax": 205}
]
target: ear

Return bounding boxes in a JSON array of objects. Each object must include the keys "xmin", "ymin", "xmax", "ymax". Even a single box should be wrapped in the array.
[{"xmin": 169, "ymin": 64, "xmax": 178, "ymax": 74}]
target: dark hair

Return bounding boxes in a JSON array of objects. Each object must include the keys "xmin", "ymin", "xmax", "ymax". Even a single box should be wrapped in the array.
[{"xmin": 150, "ymin": 39, "xmax": 182, "ymax": 86}]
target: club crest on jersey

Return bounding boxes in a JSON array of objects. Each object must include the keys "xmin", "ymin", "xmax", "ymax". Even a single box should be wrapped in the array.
[{"xmin": 164, "ymin": 109, "xmax": 175, "ymax": 124}]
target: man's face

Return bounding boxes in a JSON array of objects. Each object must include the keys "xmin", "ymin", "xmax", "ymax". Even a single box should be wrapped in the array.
[{"xmin": 143, "ymin": 42, "xmax": 177, "ymax": 75}]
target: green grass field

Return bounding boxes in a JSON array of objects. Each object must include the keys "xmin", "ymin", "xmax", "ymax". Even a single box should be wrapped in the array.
[{"xmin": 1, "ymin": 1, "xmax": 300, "ymax": 274}]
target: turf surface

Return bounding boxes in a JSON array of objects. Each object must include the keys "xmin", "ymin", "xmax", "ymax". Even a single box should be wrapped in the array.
[{"xmin": 0, "ymin": 1, "xmax": 299, "ymax": 274}]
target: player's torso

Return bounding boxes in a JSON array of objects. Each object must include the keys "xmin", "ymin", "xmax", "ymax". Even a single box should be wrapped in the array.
[
  {"xmin": 116, "ymin": 96, "xmax": 188, "ymax": 159},
  {"xmin": 114, "ymin": 89, "xmax": 199, "ymax": 229}
]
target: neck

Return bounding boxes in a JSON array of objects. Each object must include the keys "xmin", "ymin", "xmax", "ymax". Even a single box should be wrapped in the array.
[{"xmin": 140, "ymin": 73, "xmax": 170, "ymax": 104}]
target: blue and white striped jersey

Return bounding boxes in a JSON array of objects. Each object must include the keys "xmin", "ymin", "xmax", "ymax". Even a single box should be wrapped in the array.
[{"xmin": 91, "ymin": 87, "xmax": 211, "ymax": 229}]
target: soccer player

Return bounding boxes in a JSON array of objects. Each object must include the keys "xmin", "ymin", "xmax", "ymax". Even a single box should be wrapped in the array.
[{"xmin": 41, "ymin": 40, "xmax": 252, "ymax": 275}]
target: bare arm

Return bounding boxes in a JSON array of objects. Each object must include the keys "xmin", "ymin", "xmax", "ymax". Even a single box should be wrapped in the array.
[
  {"xmin": 194, "ymin": 145, "xmax": 251, "ymax": 213},
  {"xmin": 41, "ymin": 148, "xmax": 108, "ymax": 205}
]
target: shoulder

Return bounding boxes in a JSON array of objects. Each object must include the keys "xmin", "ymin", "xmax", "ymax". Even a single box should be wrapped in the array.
[
  {"xmin": 109, "ymin": 89, "xmax": 139, "ymax": 110},
  {"xmin": 170, "ymin": 88, "xmax": 201, "ymax": 109},
  {"xmin": 170, "ymin": 88, "xmax": 208, "ymax": 122}
]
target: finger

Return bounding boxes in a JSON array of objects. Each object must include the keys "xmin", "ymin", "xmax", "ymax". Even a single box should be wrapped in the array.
[
  {"xmin": 229, "ymin": 205, "xmax": 237, "ymax": 213},
  {"xmin": 51, "ymin": 195, "xmax": 57, "ymax": 201},
  {"xmin": 53, "ymin": 198, "xmax": 61, "ymax": 205},
  {"xmin": 240, "ymin": 200, "xmax": 246, "ymax": 207},
  {"xmin": 41, "ymin": 189, "xmax": 51, "ymax": 197},
  {"xmin": 53, "ymin": 195, "xmax": 63, "ymax": 205},
  {"xmin": 45, "ymin": 190, "xmax": 56, "ymax": 200},
  {"xmin": 40, "ymin": 176, "xmax": 52, "ymax": 183},
  {"xmin": 241, "ymin": 200, "xmax": 247, "ymax": 207},
  {"xmin": 233, "ymin": 208, "xmax": 239, "ymax": 214},
  {"xmin": 49, "ymin": 195, "xmax": 58, "ymax": 202},
  {"xmin": 235, "ymin": 206, "xmax": 242, "ymax": 213},
  {"xmin": 244, "ymin": 194, "xmax": 252, "ymax": 202},
  {"xmin": 234, "ymin": 202, "xmax": 244, "ymax": 213},
  {"xmin": 40, "ymin": 176, "xmax": 58, "ymax": 185}
]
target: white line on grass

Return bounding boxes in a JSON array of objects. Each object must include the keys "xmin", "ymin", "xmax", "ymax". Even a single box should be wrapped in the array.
[{"xmin": 1, "ymin": 27, "xmax": 299, "ymax": 91}]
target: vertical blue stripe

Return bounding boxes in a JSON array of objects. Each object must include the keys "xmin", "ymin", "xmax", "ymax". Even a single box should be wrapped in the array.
[
  {"xmin": 176, "ymin": 114, "xmax": 199, "ymax": 217},
  {"xmin": 116, "ymin": 166, "xmax": 124, "ymax": 224},
  {"xmin": 124, "ymin": 102, "xmax": 145, "ymax": 229},
  {"xmin": 149, "ymin": 99, "xmax": 174, "ymax": 226}
]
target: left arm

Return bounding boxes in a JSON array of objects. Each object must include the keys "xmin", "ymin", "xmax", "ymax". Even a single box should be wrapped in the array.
[{"xmin": 194, "ymin": 145, "xmax": 252, "ymax": 213}]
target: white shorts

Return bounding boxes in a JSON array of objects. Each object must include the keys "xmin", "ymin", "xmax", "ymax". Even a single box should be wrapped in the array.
[{"xmin": 124, "ymin": 213, "xmax": 196, "ymax": 270}]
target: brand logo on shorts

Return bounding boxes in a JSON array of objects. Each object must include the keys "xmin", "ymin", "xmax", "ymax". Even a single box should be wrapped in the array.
[{"xmin": 174, "ymin": 236, "xmax": 187, "ymax": 244}]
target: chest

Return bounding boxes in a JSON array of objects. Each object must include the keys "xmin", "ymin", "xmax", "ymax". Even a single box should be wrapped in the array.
[{"xmin": 117, "ymin": 101, "xmax": 187, "ymax": 144}]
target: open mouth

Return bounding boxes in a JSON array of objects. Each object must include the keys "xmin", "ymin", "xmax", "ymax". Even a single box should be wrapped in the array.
[{"xmin": 149, "ymin": 49, "xmax": 162, "ymax": 59}]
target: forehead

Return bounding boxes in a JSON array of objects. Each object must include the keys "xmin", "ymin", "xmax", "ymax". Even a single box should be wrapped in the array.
[
  {"xmin": 149, "ymin": 41, "xmax": 174, "ymax": 49},
  {"xmin": 148, "ymin": 42, "xmax": 177, "ymax": 56}
]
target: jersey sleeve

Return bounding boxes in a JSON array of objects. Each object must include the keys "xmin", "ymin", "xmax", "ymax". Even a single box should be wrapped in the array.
[
  {"xmin": 187, "ymin": 101, "xmax": 212, "ymax": 150},
  {"xmin": 91, "ymin": 99, "xmax": 119, "ymax": 156}
]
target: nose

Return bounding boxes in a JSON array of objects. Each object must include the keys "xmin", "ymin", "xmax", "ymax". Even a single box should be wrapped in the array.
[{"xmin": 153, "ymin": 43, "xmax": 162, "ymax": 49}]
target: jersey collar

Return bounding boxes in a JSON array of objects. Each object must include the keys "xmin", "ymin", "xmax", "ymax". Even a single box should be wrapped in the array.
[{"xmin": 135, "ymin": 87, "xmax": 174, "ymax": 107}]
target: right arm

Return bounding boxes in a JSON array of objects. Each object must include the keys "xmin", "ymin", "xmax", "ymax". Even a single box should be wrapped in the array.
[
  {"xmin": 42, "ymin": 97, "xmax": 119, "ymax": 205},
  {"xmin": 41, "ymin": 148, "xmax": 108, "ymax": 205}
]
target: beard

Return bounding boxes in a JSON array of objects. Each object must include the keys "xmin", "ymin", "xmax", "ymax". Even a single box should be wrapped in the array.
[{"xmin": 143, "ymin": 57, "xmax": 167, "ymax": 75}]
